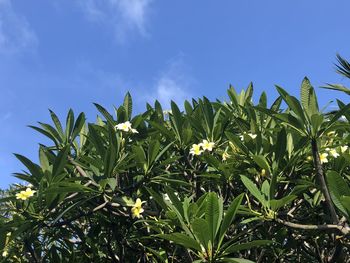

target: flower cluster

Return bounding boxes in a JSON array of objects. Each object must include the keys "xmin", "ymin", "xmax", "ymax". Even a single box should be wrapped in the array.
[
  {"xmin": 190, "ymin": 140, "xmax": 215, "ymax": 156},
  {"xmin": 319, "ymin": 145, "xmax": 348, "ymax": 164},
  {"xmin": 15, "ymin": 188, "xmax": 36, "ymax": 200},
  {"xmin": 115, "ymin": 121, "xmax": 138, "ymax": 133}
]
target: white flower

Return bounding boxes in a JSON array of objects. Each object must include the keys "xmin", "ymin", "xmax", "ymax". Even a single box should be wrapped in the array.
[
  {"xmin": 16, "ymin": 188, "xmax": 36, "ymax": 200},
  {"xmin": 115, "ymin": 121, "xmax": 138, "ymax": 133},
  {"xmin": 341, "ymin": 145, "xmax": 348, "ymax": 153},
  {"xmin": 222, "ymin": 151, "xmax": 230, "ymax": 161},
  {"xmin": 329, "ymin": 149, "xmax": 340, "ymax": 158},
  {"xmin": 131, "ymin": 128, "xmax": 139, "ymax": 134},
  {"xmin": 163, "ymin": 194, "xmax": 170, "ymax": 202},
  {"xmin": 248, "ymin": 133, "xmax": 257, "ymax": 139},
  {"xmin": 320, "ymin": 153, "xmax": 328, "ymax": 164},
  {"xmin": 131, "ymin": 198, "xmax": 145, "ymax": 218},
  {"xmin": 190, "ymin": 144, "xmax": 203, "ymax": 156},
  {"xmin": 2, "ymin": 250, "xmax": 8, "ymax": 257},
  {"xmin": 240, "ymin": 133, "xmax": 257, "ymax": 140},
  {"xmin": 115, "ymin": 121, "xmax": 132, "ymax": 132},
  {"xmin": 199, "ymin": 140, "xmax": 215, "ymax": 152}
]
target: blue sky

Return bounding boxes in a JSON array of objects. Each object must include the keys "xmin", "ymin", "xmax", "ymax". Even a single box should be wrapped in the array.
[{"xmin": 1, "ymin": 0, "xmax": 350, "ymax": 188}]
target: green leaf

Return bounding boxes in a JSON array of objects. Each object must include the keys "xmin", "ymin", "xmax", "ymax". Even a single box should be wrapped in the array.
[
  {"xmin": 39, "ymin": 146, "xmax": 50, "ymax": 172},
  {"xmin": 321, "ymin": 84, "xmax": 350, "ymax": 95},
  {"xmin": 218, "ymin": 194, "xmax": 244, "ymax": 248},
  {"xmin": 88, "ymin": 124, "xmax": 105, "ymax": 159},
  {"xmin": 165, "ymin": 187, "xmax": 184, "ymax": 219},
  {"xmin": 38, "ymin": 122, "xmax": 63, "ymax": 143},
  {"xmin": 310, "ymin": 114, "xmax": 324, "ymax": 136},
  {"xmin": 148, "ymin": 140, "xmax": 160, "ymax": 166},
  {"xmin": 45, "ymin": 182, "xmax": 94, "ymax": 194},
  {"xmin": 275, "ymin": 128, "xmax": 287, "ymax": 163},
  {"xmin": 222, "ymin": 240, "xmax": 272, "ymax": 255},
  {"xmin": 49, "ymin": 109, "xmax": 64, "ymax": 137},
  {"xmin": 14, "ymin": 154, "xmax": 42, "ymax": 180},
  {"xmin": 94, "ymin": 103, "xmax": 115, "ymax": 125},
  {"xmin": 157, "ymin": 233, "xmax": 201, "ymax": 251},
  {"xmin": 28, "ymin": 125, "xmax": 59, "ymax": 146},
  {"xmin": 326, "ymin": 103, "xmax": 350, "ymax": 132},
  {"xmin": 170, "ymin": 101, "xmax": 184, "ymax": 143},
  {"xmin": 270, "ymin": 195, "xmax": 297, "ymax": 211},
  {"xmin": 240, "ymin": 175, "xmax": 267, "ymax": 207},
  {"xmin": 340, "ymin": 196, "xmax": 350, "ymax": 216},
  {"xmin": 219, "ymin": 258, "xmax": 255, "ymax": 263},
  {"xmin": 261, "ymin": 180, "xmax": 270, "ymax": 200},
  {"xmin": 252, "ymin": 155, "xmax": 270, "ymax": 174},
  {"xmin": 52, "ymin": 146, "xmax": 69, "ymax": 178},
  {"xmin": 300, "ymin": 77, "xmax": 318, "ymax": 117},
  {"xmin": 123, "ymin": 92, "xmax": 133, "ymax": 120},
  {"xmin": 274, "ymin": 113, "xmax": 306, "ymax": 136},
  {"xmin": 225, "ymin": 132, "xmax": 249, "ymax": 155},
  {"xmin": 65, "ymin": 109, "xmax": 75, "ymax": 140},
  {"xmin": 205, "ymin": 192, "xmax": 223, "ymax": 244},
  {"xmin": 71, "ymin": 112, "xmax": 86, "ymax": 142},
  {"xmin": 192, "ymin": 218, "xmax": 210, "ymax": 249},
  {"xmin": 149, "ymin": 120, "xmax": 174, "ymax": 139},
  {"xmin": 326, "ymin": 170, "xmax": 350, "ymax": 217},
  {"xmin": 276, "ymin": 85, "xmax": 306, "ymax": 125}
]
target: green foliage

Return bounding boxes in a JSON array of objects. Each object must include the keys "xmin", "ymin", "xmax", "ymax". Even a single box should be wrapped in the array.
[{"xmin": 1, "ymin": 57, "xmax": 350, "ymax": 262}]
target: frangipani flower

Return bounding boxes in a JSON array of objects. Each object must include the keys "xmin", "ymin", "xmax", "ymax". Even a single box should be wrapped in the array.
[
  {"xmin": 2, "ymin": 250, "xmax": 8, "ymax": 257},
  {"xmin": 341, "ymin": 145, "xmax": 348, "ymax": 153},
  {"xmin": 131, "ymin": 198, "xmax": 145, "ymax": 218},
  {"xmin": 320, "ymin": 153, "xmax": 328, "ymax": 164},
  {"xmin": 199, "ymin": 140, "xmax": 215, "ymax": 152},
  {"xmin": 248, "ymin": 133, "xmax": 257, "ymax": 139},
  {"xmin": 222, "ymin": 151, "xmax": 230, "ymax": 161},
  {"xmin": 240, "ymin": 133, "xmax": 257, "ymax": 141},
  {"xmin": 15, "ymin": 188, "xmax": 36, "ymax": 200},
  {"xmin": 190, "ymin": 144, "xmax": 203, "ymax": 156},
  {"xmin": 329, "ymin": 149, "xmax": 340, "ymax": 158},
  {"xmin": 115, "ymin": 121, "xmax": 138, "ymax": 133}
]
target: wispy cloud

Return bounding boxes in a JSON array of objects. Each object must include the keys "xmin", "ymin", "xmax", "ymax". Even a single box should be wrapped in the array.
[
  {"xmin": 77, "ymin": 0, "xmax": 153, "ymax": 42},
  {"xmin": 0, "ymin": 0, "xmax": 37, "ymax": 55},
  {"xmin": 1, "ymin": 112, "xmax": 12, "ymax": 121},
  {"xmin": 144, "ymin": 55, "xmax": 196, "ymax": 108}
]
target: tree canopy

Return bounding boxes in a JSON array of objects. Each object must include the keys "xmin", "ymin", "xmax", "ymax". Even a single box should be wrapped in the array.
[{"xmin": 1, "ymin": 56, "xmax": 350, "ymax": 262}]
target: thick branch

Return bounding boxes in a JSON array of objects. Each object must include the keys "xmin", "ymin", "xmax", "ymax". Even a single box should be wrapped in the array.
[{"xmin": 275, "ymin": 218, "xmax": 349, "ymax": 236}]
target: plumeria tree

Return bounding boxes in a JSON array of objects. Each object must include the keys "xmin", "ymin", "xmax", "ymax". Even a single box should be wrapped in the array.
[{"xmin": 1, "ymin": 57, "xmax": 350, "ymax": 262}]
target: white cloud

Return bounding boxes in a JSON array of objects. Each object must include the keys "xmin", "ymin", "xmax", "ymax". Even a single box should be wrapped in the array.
[
  {"xmin": 0, "ymin": 0, "xmax": 37, "ymax": 54},
  {"xmin": 77, "ymin": 0, "xmax": 153, "ymax": 42},
  {"xmin": 155, "ymin": 77, "xmax": 188, "ymax": 106},
  {"xmin": 147, "ymin": 56, "xmax": 195, "ymax": 108}
]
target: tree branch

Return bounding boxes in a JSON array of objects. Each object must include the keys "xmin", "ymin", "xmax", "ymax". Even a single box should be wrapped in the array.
[{"xmin": 275, "ymin": 218, "xmax": 349, "ymax": 236}]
